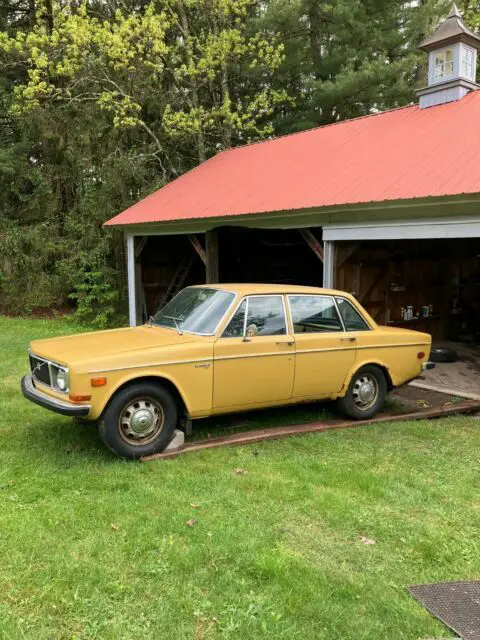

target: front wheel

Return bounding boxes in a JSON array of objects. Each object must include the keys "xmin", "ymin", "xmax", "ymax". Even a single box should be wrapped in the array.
[
  {"xmin": 98, "ymin": 382, "xmax": 178, "ymax": 459},
  {"xmin": 337, "ymin": 365, "xmax": 387, "ymax": 420}
]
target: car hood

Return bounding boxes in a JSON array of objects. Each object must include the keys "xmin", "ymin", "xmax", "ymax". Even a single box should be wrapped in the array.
[{"xmin": 30, "ymin": 325, "xmax": 200, "ymax": 367}]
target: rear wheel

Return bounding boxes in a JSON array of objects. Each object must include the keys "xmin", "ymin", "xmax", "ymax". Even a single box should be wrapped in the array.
[
  {"xmin": 98, "ymin": 382, "xmax": 177, "ymax": 459},
  {"xmin": 337, "ymin": 365, "xmax": 387, "ymax": 420}
]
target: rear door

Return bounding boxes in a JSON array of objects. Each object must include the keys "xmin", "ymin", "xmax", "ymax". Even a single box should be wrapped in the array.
[{"xmin": 288, "ymin": 294, "xmax": 356, "ymax": 399}]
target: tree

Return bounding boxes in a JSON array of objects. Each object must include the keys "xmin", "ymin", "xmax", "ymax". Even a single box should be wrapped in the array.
[
  {"xmin": 260, "ymin": 0, "xmax": 453, "ymax": 132},
  {"xmin": 0, "ymin": 0, "xmax": 287, "ymax": 321},
  {"xmin": 0, "ymin": 0, "xmax": 476, "ymax": 321}
]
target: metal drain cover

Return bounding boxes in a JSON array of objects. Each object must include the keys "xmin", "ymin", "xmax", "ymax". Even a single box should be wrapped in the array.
[{"xmin": 409, "ymin": 581, "xmax": 480, "ymax": 639}]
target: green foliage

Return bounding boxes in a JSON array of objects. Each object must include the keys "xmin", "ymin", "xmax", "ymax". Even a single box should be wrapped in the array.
[
  {"xmin": 0, "ymin": 0, "xmax": 477, "ymax": 320},
  {"xmin": 69, "ymin": 269, "xmax": 119, "ymax": 327}
]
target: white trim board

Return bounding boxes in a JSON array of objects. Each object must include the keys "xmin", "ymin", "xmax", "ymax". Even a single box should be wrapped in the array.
[{"xmin": 323, "ymin": 215, "xmax": 480, "ymax": 241}]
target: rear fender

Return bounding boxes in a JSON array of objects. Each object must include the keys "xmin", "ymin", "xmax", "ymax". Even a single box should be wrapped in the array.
[{"xmin": 341, "ymin": 359, "xmax": 394, "ymax": 396}]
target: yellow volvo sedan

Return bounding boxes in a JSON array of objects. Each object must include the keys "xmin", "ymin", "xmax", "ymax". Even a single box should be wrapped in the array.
[{"xmin": 21, "ymin": 284, "xmax": 434, "ymax": 458}]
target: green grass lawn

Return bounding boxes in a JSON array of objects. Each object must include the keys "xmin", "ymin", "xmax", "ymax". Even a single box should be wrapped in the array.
[{"xmin": 1, "ymin": 316, "xmax": 479, "ymax": 639}]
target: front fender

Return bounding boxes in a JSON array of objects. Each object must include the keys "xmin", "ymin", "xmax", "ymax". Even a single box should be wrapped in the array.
[{"xmin": 87, "ymin": 363, "xmax": 213, "ymax": 420}]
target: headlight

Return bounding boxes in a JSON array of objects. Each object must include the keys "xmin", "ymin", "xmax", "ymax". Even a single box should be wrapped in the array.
[{"xmin": 53, "ymin": 367, "xmax": 69, "ymax": 392}]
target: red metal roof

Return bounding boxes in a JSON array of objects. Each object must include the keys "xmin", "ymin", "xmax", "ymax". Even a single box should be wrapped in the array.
[{"xmin": 105, "ymin": 91, "xmax": 480, "ymax": 227}]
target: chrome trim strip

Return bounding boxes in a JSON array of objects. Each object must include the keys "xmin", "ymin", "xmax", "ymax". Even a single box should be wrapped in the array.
[
  {"xmin": 333, "ymin": 296, "xmax": 346, "ymax": 332},
  {"xmin": 215, "ymin": 350, "xmax": 294, "ymax": 362},
  {"xmin": 357, "ymin": 342, "xmax": 427, "ymax": 349},
  {"xmin": 88, "ymin": 357, "xmax": 213, "ymax": 374},
  {"xmin": 295, "ymin": 342, "xmax": 427, "ymax": 355},
  {"xmin": 296, "ymin": 346, "xmax": 356, "ymax": 355},
  {"xmin": 244, "ymin": 297, "xmax": 249, "ymax": 336}
]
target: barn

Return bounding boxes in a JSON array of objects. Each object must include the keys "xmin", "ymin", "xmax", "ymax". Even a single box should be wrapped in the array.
[{"xmin": 105, "ymin": 5, "xmax": 480, "ymax": 346}]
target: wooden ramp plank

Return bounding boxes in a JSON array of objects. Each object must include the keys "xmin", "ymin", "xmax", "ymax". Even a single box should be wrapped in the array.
[{"xmin": 141, "ymin": 400, "xmax": 480, "ymax": 462}]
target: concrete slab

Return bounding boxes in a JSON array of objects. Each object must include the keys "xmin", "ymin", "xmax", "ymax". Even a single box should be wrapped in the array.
[{"xmin": 411, "ymin": 342, "xmax": 480, "ymax": 401}]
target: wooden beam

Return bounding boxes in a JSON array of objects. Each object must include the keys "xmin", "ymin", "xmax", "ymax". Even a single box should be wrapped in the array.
[
  {"xmin": 299, "ymin": 229, "xmax": 324, "ymax": 262},
  {"xmin": 188, "ymin": 235, "xmax": 207, "ymax": 265},
  {"xmin": 336, "ymin": 242, "xmax": 359, "ymax": 269},
  {"xmin": 134, "ymin": 236, "xmax": 148, "ymax": 260},
  {"xmin": 358, "ymin": 270, "xmax": 385, "ymax": 304},
  {"xmin": 206, "ymin": 229, "xmax": 219, "ymax": 283}
]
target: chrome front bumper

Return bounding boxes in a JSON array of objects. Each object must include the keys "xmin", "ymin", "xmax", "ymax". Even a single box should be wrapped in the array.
[{"xmin": 21, "ymin": 375, "xmax": 91, "ymax": 417}]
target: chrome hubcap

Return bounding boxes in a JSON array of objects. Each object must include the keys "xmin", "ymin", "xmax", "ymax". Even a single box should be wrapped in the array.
[
  {"xmin": 119, "ymin": 398, "xmax": 164, "ymax": 445},
  {"xmin": 352, "ymin": 374, "xmax": 378, "ymax": 410},
  {"xmin": 131, "ymin": 408, "xmax": 155, "ymax": 435}
]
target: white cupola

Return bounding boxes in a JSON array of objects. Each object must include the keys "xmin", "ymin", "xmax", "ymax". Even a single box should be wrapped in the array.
[{"xmin": 417, "ymin": 3, "xmax": 480, "ymax": 108}]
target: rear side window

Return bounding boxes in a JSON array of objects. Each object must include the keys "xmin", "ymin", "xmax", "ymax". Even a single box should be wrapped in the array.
[
  {"xmin": 336, "ymin": 298, "xmax": 370, "ymax": 331},
  {"xmin": 289, "ymin": 296, "xmax": 343, "ymax": 333}
]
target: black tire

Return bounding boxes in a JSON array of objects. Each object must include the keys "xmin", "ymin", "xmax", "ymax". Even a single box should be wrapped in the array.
[
  {"xmin": 336, "ymin": 365, "xmax": 387, "ymax": 420},
  {"xmin": 430, "ymin": 347, "xmax": 457, "ymax": 363},
  {"xmin": 98, "ymin": 382, "xmax": 178, "ymax": 459}
]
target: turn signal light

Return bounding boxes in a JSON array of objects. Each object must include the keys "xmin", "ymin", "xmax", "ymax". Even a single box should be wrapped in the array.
[
  {"xmin": 91, "ymin": 377, "xmax": 107, "ymax": 387},
  {"xmin": 69, "ymin": 394, "xmax": 92, "ymax": 403},
  {"xmin": 417, "ymin": 352, "xmax": 426, "ymax": 359}
]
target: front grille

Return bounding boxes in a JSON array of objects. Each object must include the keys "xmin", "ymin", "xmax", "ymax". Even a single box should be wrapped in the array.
[{"xmin": 29, "ymin": 355, "xmax": 51, "ymax": 387}]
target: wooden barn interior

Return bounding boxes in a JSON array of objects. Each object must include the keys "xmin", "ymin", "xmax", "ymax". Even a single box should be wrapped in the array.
[{"xmin": 136, "ymin": 231, "xmax": 480, "ymax": 344}]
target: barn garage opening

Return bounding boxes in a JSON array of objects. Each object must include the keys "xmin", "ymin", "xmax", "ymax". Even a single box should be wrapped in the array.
[
  {"xmin": 136, "ymin": 227, "xmax": 324, "ymax": 319},
  {"xmin": 336, "ymin": 237, "xmax": 480, "ymax": 344}
]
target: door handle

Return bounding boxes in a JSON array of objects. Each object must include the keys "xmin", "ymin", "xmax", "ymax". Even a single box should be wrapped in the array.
[
  {"xmin": 276, "ymin": 341, "xmax": 295, "ymax": 346},
  {"xmin": 340, "ymin": 337, "xmax": 356, "ymax": 342}
]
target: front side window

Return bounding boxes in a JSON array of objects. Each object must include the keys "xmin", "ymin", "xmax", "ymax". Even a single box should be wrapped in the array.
[
  {"xmin": 461, "ymin": 46, "xmax": 475, "ymax": 80},
  {"xmin": 153, "ymin": 287, "xmax": 235, "ymax": 335},
  {"xmin": 336, "ymin": 298, "xmax": 370, "ymax": 331},
  {"xmin": 222, "ymin": 296, "xmax": 286, "ymax": 337},
  {"xmin": 289, "ymin": 296, "xmax": 342, "ymax": 333},
  {"xmin": 434, "ymin": 48, "xmax": 454, "ymax": 80},
  {"xmin": 246, "ymin": 296, "xmax": 286, "ymax": 336},
  {"xmin": 222, "ymin": 300, "xmax": 246, "ymax": 338}
]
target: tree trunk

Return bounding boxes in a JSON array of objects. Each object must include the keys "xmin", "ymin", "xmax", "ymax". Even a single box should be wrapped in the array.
[{"xmin": 176, "ymin": 0, "xmax": 207, "ymax": 163}]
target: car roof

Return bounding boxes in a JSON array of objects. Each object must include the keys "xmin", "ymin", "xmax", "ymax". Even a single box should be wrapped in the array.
[{"xmin": 191, "ymin": 283, "xmax": 349, "ymax": 297}]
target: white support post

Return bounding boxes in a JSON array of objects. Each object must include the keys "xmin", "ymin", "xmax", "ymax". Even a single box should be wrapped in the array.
[
  {"xmin": 323, "ymin": 240, "xmax": 335, "ymax": 289},
  {"xmin": 126, "ymin": 234, "xmax": 137, "ymax": 327}
]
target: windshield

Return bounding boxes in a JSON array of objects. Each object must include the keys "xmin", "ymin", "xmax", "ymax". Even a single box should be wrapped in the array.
[{"xmin": 152, "ymin": 287, "xmax": 236, "ymax": 335}]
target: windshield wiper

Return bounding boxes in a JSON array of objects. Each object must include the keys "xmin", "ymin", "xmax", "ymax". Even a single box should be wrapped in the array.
[
  {"xmin": 148, "ymin": 315, "xmax": 156, "ymax": 328},
  {"xmin": 163, "ymin": 315, "xmax": 184, "ymax": 335}
]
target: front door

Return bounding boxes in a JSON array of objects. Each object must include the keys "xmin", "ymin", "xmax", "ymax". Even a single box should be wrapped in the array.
[
  {"xmin": 288, "ymin": 294, "xmax": 356, "ymax": 399},
  {"xmin": 213, "ymin": 295, "xmax": 295, "ymax": 411}
]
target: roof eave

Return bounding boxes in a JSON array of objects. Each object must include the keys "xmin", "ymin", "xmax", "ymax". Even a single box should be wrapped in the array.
[{"xmin": 106, "ymin": 193, "xmax": 480, "ymax": 236}]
